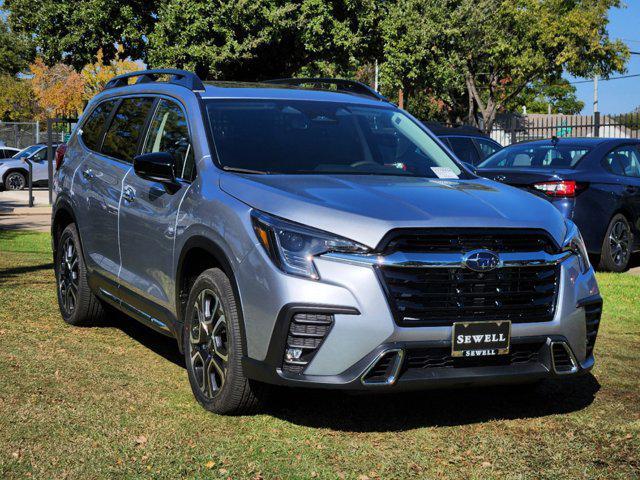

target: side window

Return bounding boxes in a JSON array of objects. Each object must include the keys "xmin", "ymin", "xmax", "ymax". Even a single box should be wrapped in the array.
[
  {"xmin": 32, "ymin": 148, "xmax": 48, "ymax": 162},
  {"xmin": 447, "ymin": 137, "xmax": 481, "ymax": 166},
  {"xmin": 142, "ymin": 99, "xmax": 195, "ymax": 180},
  {"xmin": 81, "ymin": 100, "xmax": 116, "ymax": 151},
  {"xmin": 603, "ymin": 146, "xmax": 640, "ymax": 177},
  {"xmin": 474, "ymin": 138, "xmax": 501, "ymax": 160},
  {"xmin": 101, "ymin": 97, "xmax": 155, "ymax": 163}
]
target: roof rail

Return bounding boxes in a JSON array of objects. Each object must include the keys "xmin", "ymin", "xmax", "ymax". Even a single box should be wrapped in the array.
[
  {"xmin": 264, "ymin": 77, "xmax": 387, "ymax": 101},
  {"xmin": 103, "ymin": 69, "xmax": 205, "ymax": 92}
]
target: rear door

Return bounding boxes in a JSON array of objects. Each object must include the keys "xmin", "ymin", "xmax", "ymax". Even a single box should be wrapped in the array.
[
  {"xmin": 604, "ymin": 145, "xmax": 640, "ymax": 234},
  {"xmin": 75, "ymin": 97, "xmax": 154, "ymax": 290},
  {"xmin": 117, "ymin": 98, "xmax": 196, "ymax": 328}
]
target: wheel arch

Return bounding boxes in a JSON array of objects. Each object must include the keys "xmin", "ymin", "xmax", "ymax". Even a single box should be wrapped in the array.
[
  {"xmin": 175, "ymin": 235, "xmax": 248, "ymax": 354},
  {"xmin": 51, "ymin": 197, "xmax": 81, "ymax": 265}
]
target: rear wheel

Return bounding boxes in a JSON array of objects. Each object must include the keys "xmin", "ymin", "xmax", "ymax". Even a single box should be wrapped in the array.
[
  {"xmin": 183, "ymin": 268, "xmax": 267, "ymax": 414},
  {"xmin": 4, "ymin": 171, "xmax": 26, "ymax": 190},
  {"xmin": 598, "ymin": 214, "xmax": 633, "ymax": 272},
  {"xmin": 56, "ymin": 224, "xmax": 106, "ymax": 325}
]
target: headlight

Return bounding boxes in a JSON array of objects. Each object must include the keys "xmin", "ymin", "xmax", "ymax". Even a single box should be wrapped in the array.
[
  {"xmin": 251, "ymin": 210, "xmax": 370, "ymax": 279},
  {"xmin": 563, "ymin": 219, "xmax": 590, "ymax": 273}
]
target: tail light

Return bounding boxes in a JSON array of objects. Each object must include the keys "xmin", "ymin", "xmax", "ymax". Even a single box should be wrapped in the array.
[
  {"xmin": 533, "ymin": 180, "xmax": 583, "ymax": 197},
  {"xmin": 55, "ymin": 144, "xmax": 67, "ymax": 171}
]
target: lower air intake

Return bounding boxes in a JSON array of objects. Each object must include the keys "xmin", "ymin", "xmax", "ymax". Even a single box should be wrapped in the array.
[
  {"xmin": 551, "ymin": 342, "xmax": 578, "ymax": 374},
  {"xmin": 361, "ymin": 350, "xmax": 404, "ymax": 385},
  {"xmin": 282, "ymin": 313, "xmax": 333, "ymax": 374}
]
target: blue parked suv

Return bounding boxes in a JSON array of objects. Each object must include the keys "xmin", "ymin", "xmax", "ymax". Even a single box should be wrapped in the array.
[{"xmin": 52, "ymin": 70, "xmax": 602, "ymax": 414}]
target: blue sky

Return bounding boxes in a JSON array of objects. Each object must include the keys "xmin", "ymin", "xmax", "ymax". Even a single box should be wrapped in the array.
[{"xmin": 567, "ymin": 2, "xmax": 640, "ymax": 114}]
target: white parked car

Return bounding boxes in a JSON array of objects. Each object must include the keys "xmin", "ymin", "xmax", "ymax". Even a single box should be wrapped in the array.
[{"xmin": 0, "ymin": 143, "xmax": 60, "ymax": 190}]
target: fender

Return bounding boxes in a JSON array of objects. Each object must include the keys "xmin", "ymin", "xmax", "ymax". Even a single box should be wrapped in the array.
[{"xmin": 175, "ymin": 235, "xmax": 249, "ymax": 355}]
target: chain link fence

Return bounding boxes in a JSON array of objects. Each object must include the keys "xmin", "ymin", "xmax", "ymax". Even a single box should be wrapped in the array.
[{"xmin": 0, "ymin": 121, "xmax": 68, "ymax": 149}]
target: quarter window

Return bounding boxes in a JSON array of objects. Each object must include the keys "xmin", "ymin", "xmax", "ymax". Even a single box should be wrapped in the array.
[
  {"xmin": 603, "ymin": 146, "xmax": 640, "ymax": 177},
  {"xmin": 101, "ymin": 97, "xmax": 155, "ymax": 162},
  {"xmin": 81, "ymin": 100, "xmax": 116, "ymax": 151},
  {"xmin": 474, "ymin": 138, "xmax": 501, "ymax": 160},
  {"xmin": 447, "ymin": 137, "xmax": 481, "ymax": 166},
  {"xmin": 143, "ymin": 99, "xmax": 195, "ymax": 180}
]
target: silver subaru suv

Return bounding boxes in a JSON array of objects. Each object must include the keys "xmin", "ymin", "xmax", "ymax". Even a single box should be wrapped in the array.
[{"xmin": 52, "ymin": 70, "xmax": 602, "ymax": 414}]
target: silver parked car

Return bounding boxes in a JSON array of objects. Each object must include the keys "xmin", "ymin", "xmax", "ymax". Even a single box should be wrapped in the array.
[
  {"xmin": 0, "ymin": 143, "xmax": 60, "ymax": 190},
  {"xmin": 52, "ymin": 70, "xmax": 602, "ymax": 414}
]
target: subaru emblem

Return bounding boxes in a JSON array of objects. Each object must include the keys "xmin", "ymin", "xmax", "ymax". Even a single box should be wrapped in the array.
[{"xmin": 462, "ymin": 249, "xmax": 501, "ymax": 272}]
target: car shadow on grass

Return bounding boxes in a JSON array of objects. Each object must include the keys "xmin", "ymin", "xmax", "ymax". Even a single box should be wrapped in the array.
[
  {"xmin": 88, "ymin": 311, "xmax": 600, "ymax": 432},
  {"xmin": 88, "ymin": 310, "xmax": 186, "ymax": 369},
  {"xmin": 262, "ymin": 375, "xmax": 600, "ymax": 432}
]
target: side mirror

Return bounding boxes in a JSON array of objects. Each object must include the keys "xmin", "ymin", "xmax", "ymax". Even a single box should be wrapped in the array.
[{"xmin": 133, "ymin": 152, "xmax": 176, "ymax": 184}]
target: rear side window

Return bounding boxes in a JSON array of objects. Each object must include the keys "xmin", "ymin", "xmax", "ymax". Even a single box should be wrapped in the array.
[
  {"xmin": 603, "ymin": 146, "xmax": 640, "ymax": 177},
  {"xmin": 447, "ymin": 137, "xmax": 480, "ymax": 166},
  {"xmin": 81, "ymin": 101, "xmax": 116, "ymax": 151},
  {"xmin": 142, "ymin": 99, "xmax": 195, "ymax": 180},
  {"xmin": 474, "ymin": 138, "xmax": 501, "ymax": 160},
  {"xmin": 101, "ymin": 97, "xmax": 155, "ymax": 162}
]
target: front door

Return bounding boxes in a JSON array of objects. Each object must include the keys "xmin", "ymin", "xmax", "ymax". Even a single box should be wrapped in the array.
[{"xmin": 117, "ymin": 98, "xmax": 196, "ymax": 328}]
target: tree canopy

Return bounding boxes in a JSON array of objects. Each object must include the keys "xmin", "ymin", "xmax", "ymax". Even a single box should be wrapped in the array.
[
  {"xmin": 1, "ymin": 0, "xmax": 631, "ymax": 126},
  {"xmin": 0, "ymin": 16, "xmax": 35, "ymax": 75},
  {"xmin": 5, "ymin": 0, "xmax": 158, "ymax": 70}
]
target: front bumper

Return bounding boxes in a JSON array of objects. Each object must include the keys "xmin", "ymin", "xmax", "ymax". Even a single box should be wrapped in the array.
[{"xmin": 236, "ymin": 242, "xmax": 601, "ymax": 390}]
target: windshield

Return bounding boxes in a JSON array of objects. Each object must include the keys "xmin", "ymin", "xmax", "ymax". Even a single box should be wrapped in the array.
[
  {"xmin": 205, "ymin": 100, "xmax": 465, "ymax": 178},
  {"xmin": 478, "ymin": 143, "xmax": 591, "ymax": 169},
  {"xmin": 12, "ymin": 145, "xmax": 42, "ymax": 158}
]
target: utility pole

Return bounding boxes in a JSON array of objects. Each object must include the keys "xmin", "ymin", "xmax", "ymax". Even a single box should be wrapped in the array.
[
  {"xmin": 374, "ymin": 59, "xmax": 379, "ymax": 92},
  {"xmin": 593, "ymin": 75, "xmax": 599, "ymax": 114}
]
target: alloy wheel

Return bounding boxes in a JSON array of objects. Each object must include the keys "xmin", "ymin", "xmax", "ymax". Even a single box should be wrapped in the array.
[
  {"xmin": 58, "ymin": 235, "xmax": 80, "ymax": 315},
  {"xmin": 189, "ymin": 289, "xmax": 229, "ymax": 400},
  {"xmin": 609, "ymin": 219, "xmax": 631, "ymax": 267},
  {"xmin": 7, "ymin": 173, "xmax": 25, "ymax": 190}
]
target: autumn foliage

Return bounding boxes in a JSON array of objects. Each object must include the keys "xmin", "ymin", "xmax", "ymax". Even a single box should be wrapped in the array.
[{"xmin": 30, "ymin": 58, "xmax": 85, "ymax": 120}]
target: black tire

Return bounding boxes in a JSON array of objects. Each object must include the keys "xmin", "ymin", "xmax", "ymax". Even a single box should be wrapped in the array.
[
  {"xmin": 598, "ymin": 213, "xmax": 633, "ymax": 272},
  {"xmin": 55, "ymin": 224, "xmax": 106, "ymax": 325},
  {"xmin": 183, "ymin": 268, "xmax": 267, "ymax": 414},
  {"xmin": 4, "ymin": 170, "xmax": 27, "ymax": 190}
]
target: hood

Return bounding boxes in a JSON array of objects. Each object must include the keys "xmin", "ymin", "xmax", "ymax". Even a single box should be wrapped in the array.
[
  {"xmin": 220, "ymin": 173, "xmax": 568, "ymax": 249},
  {"xmin": 0, "ymin": 158, "xmax": 24, "ymax": 166}
]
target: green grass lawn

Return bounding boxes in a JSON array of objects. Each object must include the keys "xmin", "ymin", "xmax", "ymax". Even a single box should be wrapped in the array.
[{"xmin": 1, "ymin": 232, "xmax": 638, "ymax": 479}]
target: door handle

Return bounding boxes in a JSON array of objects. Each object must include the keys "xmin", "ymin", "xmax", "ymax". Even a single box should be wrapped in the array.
[
  {"xmin": 82, "ymin": 168, "xmax": 95, "ymax": 180},
  {"xmin": 625, "ymin": 185, "xmax": 638, "ymax": 194},
  {"xmin": 123, "ymin": 185, "xmax": 136, "ymax": 203}
]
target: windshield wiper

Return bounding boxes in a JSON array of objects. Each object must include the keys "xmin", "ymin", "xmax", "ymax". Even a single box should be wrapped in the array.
[{"xmin": 222, "ymin": 166, "xmax": 270, "ymax": 174}]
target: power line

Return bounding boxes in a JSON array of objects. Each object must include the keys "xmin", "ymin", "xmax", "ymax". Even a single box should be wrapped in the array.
[{"xmin": 569, "ymin": 73, "xmax": 640, "ymax": 85}]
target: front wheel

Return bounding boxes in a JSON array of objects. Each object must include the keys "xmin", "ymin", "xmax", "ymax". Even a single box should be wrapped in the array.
[
  {"xmin": 183, "ymin": 268, "xmax": 266, "ymax": 414},
  {"xmin": 598, "ymin": 214, "xmax": 633, "ymax": 272},
  {"xmin": 4, "ymin": 171, "xmax": 26, "ymax": 190}
]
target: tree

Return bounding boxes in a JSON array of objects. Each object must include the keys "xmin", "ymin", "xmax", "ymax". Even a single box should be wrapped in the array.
[
  {"xmin": 81, "ymin": 47, "xmax": 143, "ymax": 100},
  {"xmin": 380, "ymin": 0, "xmax": 628, "ymax": 131},
  {"xmin": 5, "ymin": 0, "xmax": 159, "ymax": 70},
  {"xmin": 0, "ymin": 16, "xmax": 35, "ymax": 75},
  {"xmin": 30, "ymin": 58, "xmax": 85, "ymax": 119},
  {"xmin": 509, "ymin": 79, "xmax": 584, "ymax": 115},
  {"xmin": 147, "ymin": 0, "xmax": 381, "ymax": 80},
  {"xmin": 0, "ymin": 76, "xmax": 38, "ymax": 121}
]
